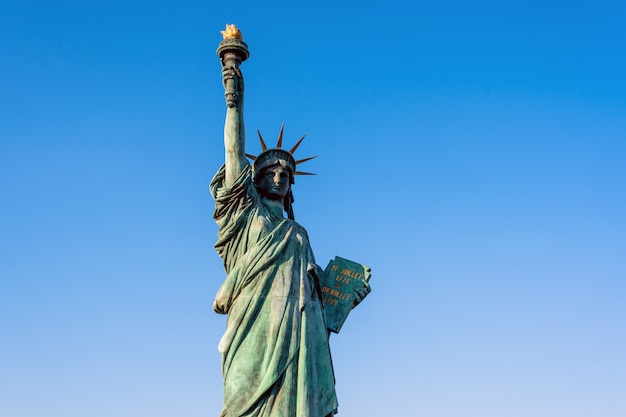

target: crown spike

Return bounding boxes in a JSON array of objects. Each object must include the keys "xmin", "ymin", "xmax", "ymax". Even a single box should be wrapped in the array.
[
  {"xmin": 276, "ymin": 122, "xmax": 285, "ymax": 149},
  {"xmin": 245, "ymin": 153, "xmax": 257, "ymax": 160},
  {"xmin": 294, "ymin": 171, "xmax": 316, "ymax": 176},
  {"xmin": 257, "ymin": 129, "xmax": 268, "ymax": 151},
  {"xmin": 295, "ymin": 155, "xmax": 318, "ymax": 165},
  {"xmin": 289, "ymin": 134, "xmax": 307, "ymax": 154}
]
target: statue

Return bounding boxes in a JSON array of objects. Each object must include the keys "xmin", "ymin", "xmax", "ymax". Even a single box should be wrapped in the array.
[{"xmin": 210, "ymin": 24, "xmax": 370, "ymax": 417}]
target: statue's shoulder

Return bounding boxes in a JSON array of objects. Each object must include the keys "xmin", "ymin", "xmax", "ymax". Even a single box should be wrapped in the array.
[{"xmin": 289, "ymin": 219, "xmax": 310, "ymax": 237}]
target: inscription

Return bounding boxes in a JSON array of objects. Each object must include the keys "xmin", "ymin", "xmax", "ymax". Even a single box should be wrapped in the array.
[
  {"xmin": 336, "ymin": 274, "xmax": 351, "ymax": 284},
  {"xmin": 340, "ymin": 268, "xmax": 363, "ymax": 279},
  {"xmin": 321, "ymin": 285, "xmax": 352, "ymax": 304},
  {"xmin": 323, "ymin": 296, "xmax": 338, "ymax": 306}
]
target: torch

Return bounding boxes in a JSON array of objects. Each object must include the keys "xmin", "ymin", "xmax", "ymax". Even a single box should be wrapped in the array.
[{"xmin": 217, "ymin": 24, "xmax": 249, "ymax": 108}]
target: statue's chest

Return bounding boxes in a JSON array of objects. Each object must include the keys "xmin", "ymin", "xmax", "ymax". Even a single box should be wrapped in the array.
[
  {"xmin": 246, "ymin": 211, "xmax": 307, "ymax": 249},
  {"xmin": 249, "ymin": 213, "xmax": 276, "ymax": 238}
]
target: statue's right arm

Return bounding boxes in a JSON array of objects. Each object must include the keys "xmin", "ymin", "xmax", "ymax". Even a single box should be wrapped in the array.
[{"xmin": 223, "ymin": 66, "xmax": 247, "ymax": 188}]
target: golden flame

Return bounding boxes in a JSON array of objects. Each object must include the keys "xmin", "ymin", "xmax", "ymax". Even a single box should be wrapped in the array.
[{"xmin": 220, "ymin": 24, "xmax": 242, "ymax": 40}]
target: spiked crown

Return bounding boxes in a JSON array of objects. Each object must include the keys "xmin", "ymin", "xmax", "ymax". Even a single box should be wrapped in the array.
[{"xmin": 246, "ymin": 123, "xmax": 317, "ymax": 184}]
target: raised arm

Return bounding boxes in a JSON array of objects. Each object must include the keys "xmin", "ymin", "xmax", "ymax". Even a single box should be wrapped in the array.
[{"xmin": 222, "ymin": 64, "xmax": 247, "ymax": 187}]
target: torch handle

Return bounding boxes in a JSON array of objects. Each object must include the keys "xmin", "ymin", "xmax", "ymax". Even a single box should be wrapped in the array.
[{"xmin": 221, "ymin": 52, "xmax": 243, "ymax": 108}]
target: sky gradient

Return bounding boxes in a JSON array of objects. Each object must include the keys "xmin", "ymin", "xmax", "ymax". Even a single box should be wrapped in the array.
[{"xmin": 1, "ymin": 1, "xmax": 625, "ymax": 416}]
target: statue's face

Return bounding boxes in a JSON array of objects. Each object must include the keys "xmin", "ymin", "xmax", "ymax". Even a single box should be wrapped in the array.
[{"xmin": 257, "ymin": 164, "xmax": 291, "ymax": 200}]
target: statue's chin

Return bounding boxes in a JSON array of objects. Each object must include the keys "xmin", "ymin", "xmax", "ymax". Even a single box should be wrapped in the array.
[{"xmin": 262, "ymin": 194, "xmax": 283, "ymax": 201}]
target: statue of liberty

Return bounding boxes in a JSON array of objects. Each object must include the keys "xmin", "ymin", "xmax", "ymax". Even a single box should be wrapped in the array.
[{"xmin": 210, "ymin": 25, "xmax": 369, "ymax": 417}]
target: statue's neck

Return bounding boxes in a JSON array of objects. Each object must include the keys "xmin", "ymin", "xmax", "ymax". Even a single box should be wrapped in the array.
[{"xmin": 261, "ymin": 197, "xmax": 284, "ymax": 218}]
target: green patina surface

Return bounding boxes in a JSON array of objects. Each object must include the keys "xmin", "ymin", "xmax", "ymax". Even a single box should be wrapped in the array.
[
  {"xmin": 211, "ymin": 25, "xmax": 370, "ymax": 417},
  {"xmin": 320, "ymin": 257, "xmax": 371, "ymax": 333}
]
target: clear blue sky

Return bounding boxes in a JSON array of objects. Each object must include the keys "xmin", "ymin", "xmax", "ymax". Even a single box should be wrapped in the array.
[{"xmin": 1, "ymin": 1, "xmax": 625, "ymax": 416}]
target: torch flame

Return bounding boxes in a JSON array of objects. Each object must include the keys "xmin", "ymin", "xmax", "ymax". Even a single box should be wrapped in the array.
[{"xmin": 220, "ymin": 24, "xmax": 243, "ymax": 40}]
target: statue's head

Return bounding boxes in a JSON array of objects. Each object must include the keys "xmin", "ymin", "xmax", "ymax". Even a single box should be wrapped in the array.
[
  {"xmin": 253, "ymin": 150, "xmax": 295, "ymax": 218},
  {"xmin": 253, "ymin": 148, "xmax": 296, "ymax": 186},
  {"xmin": 248, "ymin": 124, "xmax": 316, "ymax": 220},
  {"xmin": 255, "ymin": 161, "xmax": 293, "ymax": 200}
]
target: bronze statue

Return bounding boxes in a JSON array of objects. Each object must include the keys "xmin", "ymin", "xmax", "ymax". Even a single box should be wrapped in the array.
[{"xmin": 210, "ymin": 24, "xmax": 369, "ymax": 417}]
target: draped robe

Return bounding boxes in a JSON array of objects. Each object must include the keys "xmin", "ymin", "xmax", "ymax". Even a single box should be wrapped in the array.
[{"xmin": 211, "ymin": 164, "xmax": 338, "ymax": 417}]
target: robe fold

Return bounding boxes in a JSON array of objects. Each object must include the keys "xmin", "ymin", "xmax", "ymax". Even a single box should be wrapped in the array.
[{"xmin": 211, "ymin": 164, "xmax": 338, "ymax": 417}]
